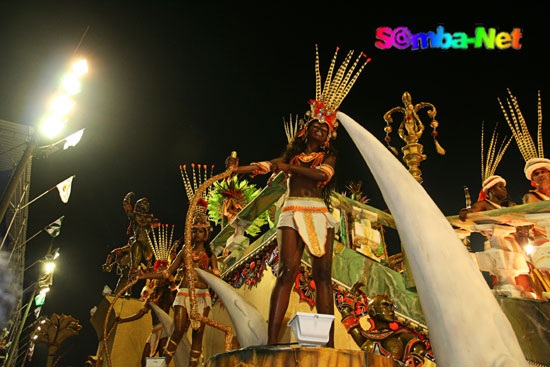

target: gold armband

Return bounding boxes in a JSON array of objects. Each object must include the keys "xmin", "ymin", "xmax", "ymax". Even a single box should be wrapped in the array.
[{"xmin": 317, "ymin": 164, "xmax": 335, "ymax": 188}]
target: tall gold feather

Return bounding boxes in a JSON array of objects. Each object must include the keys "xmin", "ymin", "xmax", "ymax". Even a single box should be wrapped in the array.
[{"xmin": 315, "ymin": 45, "xmax": 322, "ymax": 101}]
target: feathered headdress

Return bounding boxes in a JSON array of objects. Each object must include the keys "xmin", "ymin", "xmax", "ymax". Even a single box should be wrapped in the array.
[
  {"xmin": 180, "ymin": 163, "xmax": 215, "ymax": 230},
  {"xmin": 147, "ymin": 223, "xmax": 176, "ymax": 272},
  {"xmin": 284, "ymin": 114, "xmax": 300, "ymax": 143},
  {"xmin": 207, "ymin": 175, "xmax": 271, "ymax": 236},
  {"xmin": 297, "ymin": 45, "xmax": 371, "ymax": 144},
  {"xmin": 499, "ymin": 89, "xmax": 548, "ymax": 180},
  {"xmin": 478, "ymin": 122, "xmax": 511, "ymax": 201}
]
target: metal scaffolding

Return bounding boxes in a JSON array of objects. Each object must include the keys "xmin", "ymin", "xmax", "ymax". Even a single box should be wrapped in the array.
[{"xmin": 1, "ymin": 119, "xmax": 33, "ymax": 367}]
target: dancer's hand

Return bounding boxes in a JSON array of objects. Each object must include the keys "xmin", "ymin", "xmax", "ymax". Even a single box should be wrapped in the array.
[
  {"xmin": 459, "ymin": 208, "xmax": 471, "ymax": 222},
  {"xmin": 225, "ymin": 155, "xmax": 239, "ymax": 169},
  {"xmin": 272, "ymin": 162, "xmax": 290, "ymax": 175}
]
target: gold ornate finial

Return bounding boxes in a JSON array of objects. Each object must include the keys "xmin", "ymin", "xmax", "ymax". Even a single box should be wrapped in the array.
[{"xmin": 383, "ymin": 91, "xmax": 444, "ymax": 183}]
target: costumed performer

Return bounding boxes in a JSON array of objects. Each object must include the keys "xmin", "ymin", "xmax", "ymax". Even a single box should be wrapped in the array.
[
  {"xmin": 139, "ymin": 165, "xmax": 220, "ymax": 366},
  {"xmin": 498, "ymin": 90, "xmax": 549, "ymax": 203},
  {"xmin": 116, "ymin": 223, "xmax": 177, "ymax": 366},
  {"xmin": 459, "ymin": 122, "xmax": 514, "ymax": 222},
  {"xmin": 226, "ymin": 45, "xmax": 370, "ymax": 347},
  {"xmin": 500, "ymin": 89, "xmax": 550, "ymax": 297}
]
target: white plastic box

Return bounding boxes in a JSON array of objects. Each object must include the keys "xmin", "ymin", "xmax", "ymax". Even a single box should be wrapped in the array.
[
  {"xmin": 287, "ymin": 312, "xmax": 335, "ymax": 346},
  {"xmin": 146, "ymin": 357, "xmax": 166, "ymax": 367}
]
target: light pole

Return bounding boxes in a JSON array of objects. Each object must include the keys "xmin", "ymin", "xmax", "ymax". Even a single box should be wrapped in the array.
[
  {"xmin": 1, "ymin": 58, "xmax": 87, "ymax": 367},
  {"xmin": 0, "ymin": 59, "xmax": 88, "ymax": 224},
  {"xmin": 5, "ymin": 244, "xmax": 58, "ymax": 367}
]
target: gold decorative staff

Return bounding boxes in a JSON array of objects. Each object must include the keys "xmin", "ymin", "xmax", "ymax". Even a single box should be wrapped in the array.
[
  {"xmin": 183, "ymin": 152, "xmax": 237, "ymax": 351},
  {"xmin": 383, "ymin": 91, "xmax": 445, "ymax": 183}
]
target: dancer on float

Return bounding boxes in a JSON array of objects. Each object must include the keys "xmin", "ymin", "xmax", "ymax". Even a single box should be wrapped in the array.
[
  {"xmin": 459, "ymin": 122, "xmax": 514, "ymax": 221},
  {"xmin": 116, "ymin": 224, "xmax": 177, "ymax": 366},
  {"xmin": 499, "ymin": 90, "xmax": 548, "ymax": 203},
  {"xmin": 139, "ymin": 210, "xmax": 218, "ymax": 366},
  {"xmin": 226, "ymin": 45, "xmax": 370, "ymax": 346},
  {"xmin": 139, "ymin": 164, "xmax": 219, "ymax": 366},
  {"xmin": 500, "ymin": 89, "xmax": 550, "ymax": 297}
]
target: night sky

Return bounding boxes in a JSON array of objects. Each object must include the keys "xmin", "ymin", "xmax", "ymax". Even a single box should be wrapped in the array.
[{"xmin": 1, "ymin": 3, "xmax": 548, "ymax": 366}]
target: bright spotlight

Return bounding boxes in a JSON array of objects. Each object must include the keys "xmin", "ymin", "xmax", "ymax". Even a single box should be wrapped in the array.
[
  {"xmin": 39, "ymin": 287, "xmax": 50, "ymax": 295},
  {"xmin": 32, "ymin": 335, "xmax": 38, "ymax": 340},
  {"xmin": 63, "ymin": 129, "xmax": 85, "ymax": 150},
  {"xmin": 525, "ymin": 244, "xmax": 534, "ymax": 255},
  {"xmin": 44, "ymin": 262, "xmax": 56, "ymax": 274},
  {"xmin": 42, "ymin": 116, "xmax": 66, "ymax": 138},
  {"xmin": 53, "ymin": 249, "xmax": 60, "ymax": 259},
  {"xmin": 62, "ymin": 73, "xmax": 81, "ymax": 95},
  {"xmin": 50, "ymin": 94, "xmax": 74, "ymax": 116},
  {"xmin": 72, "ymin": 59, "xmax": 88, "ymax": 77}
]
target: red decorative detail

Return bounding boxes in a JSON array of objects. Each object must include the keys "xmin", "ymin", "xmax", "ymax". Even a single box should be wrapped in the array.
[
  {"xmin": 197, "ymin": 198, "xmax": 208, "ymax": 209},
  {"xmin": 309, "ymin": 280, "xmax": 316, "ymax": 289},
  {"xmin": 293, "ymin": 269, "xmax": 316, "ymax": 308},
  {"xmin": 389, "ymin": 322, "xmax": 399, "ymax": 330},
  {"xmin": 431, "ymin": 130, "xmax": 438, "ymax": 137},
  {"xmin": 384, "ymin": 136, "xmax": 391, "ymax": 142},
  {"xmin": 250, "ymin": 261, "xmax": 256, "ymax": 269},
  {"xmin": 308, "ymin": 99, "xmax": 337, "ymax": 128},
  {"xmin": 153, "ymin": 260, "xmax": 169, "ymax": 272},
  {"xmin": 341, "ymin": 315, "xmax": 359, "ymax": 331},
  {"xmin": 290, "ymin": 152, "xmax": 325, "ymax": 169},
  {"xmin": 478, "ymin": 189, "xmax": 488, "ymax": 202},
  {"xmin": 367, "ymin": 317, "xmax": 376, "ymax": 331}
]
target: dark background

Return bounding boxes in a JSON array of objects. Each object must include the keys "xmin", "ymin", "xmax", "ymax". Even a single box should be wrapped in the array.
[{"xmin": 1, "ymin": 3, "xmax": 548, "ymax": 366}]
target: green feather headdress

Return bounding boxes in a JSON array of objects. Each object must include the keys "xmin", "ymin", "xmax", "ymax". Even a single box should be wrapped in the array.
[{"xmin": 207, "ymin": 176, "xmax": 272, "ymax": 236}]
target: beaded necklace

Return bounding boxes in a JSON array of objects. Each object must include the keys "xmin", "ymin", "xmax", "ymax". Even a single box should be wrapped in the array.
[{"xmin": 290, "ymin": 151, "xmax": 325, "ymax": 167}]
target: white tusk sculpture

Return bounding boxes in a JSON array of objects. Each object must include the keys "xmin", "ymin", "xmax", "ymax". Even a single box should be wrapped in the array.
[
  {"xmin": 150, "ymin": 302, "xmax": 190, "ymax": 367},
  {"xmin": 196, "ymin": 268, "xmax": 268, "ymax": 347},
  {"xmin": 337, "ymin": 111, "xmax": 527, "ymax": 367}
]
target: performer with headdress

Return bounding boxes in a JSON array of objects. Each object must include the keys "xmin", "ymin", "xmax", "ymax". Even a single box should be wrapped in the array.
[
  {"xmin": 500, "ymin": 90, "xmax": 550, "ymax": 297},
  {"xmin": 499, "ymin": 90, "xmax": 549, "ymax": 203},
  {"xmin": 116, "ymin": 223, "xmax": 176, "ymax": 366},
  {"xmin": 459, "ymin": 122, "xmax": 514, "ymax": 221},
  {"xmin": 226, "ymin": 45, "xmax": 370, "ymax": 346},
  {"xmin": 139, "ymin": 164, "xmax": 220, "ymax": 366}
]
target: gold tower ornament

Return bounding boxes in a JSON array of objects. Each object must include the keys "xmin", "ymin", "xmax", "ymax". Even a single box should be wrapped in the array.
[{"xmin": 383, "ymin": 91, "xmax": 445, "ymax": 183}]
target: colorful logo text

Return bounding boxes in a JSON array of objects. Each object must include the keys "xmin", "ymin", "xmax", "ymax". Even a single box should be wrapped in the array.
[{"xmin": 375, "ymin": 26, "xmax": 522, "ymax": 50}]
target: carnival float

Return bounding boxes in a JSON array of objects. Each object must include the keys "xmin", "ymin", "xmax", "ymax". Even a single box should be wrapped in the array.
[{"xmin": 88, "ymin": 46, "xmax": 550, "ymax": 367}]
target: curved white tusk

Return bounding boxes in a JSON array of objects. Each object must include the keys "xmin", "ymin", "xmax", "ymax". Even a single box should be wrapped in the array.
[
  {"xmin": 337, "ymin": 111, "xmax": 526, "ymax": 367},
  {"xmin": 195, "ymin": 268, "xmax": 268, "ymax": 347}
]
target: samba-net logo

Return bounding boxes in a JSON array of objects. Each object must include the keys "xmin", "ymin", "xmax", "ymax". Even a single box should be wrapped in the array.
[{"xmin": 375, "ymin": 26, "xmax": 522, "ymax": 50}]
